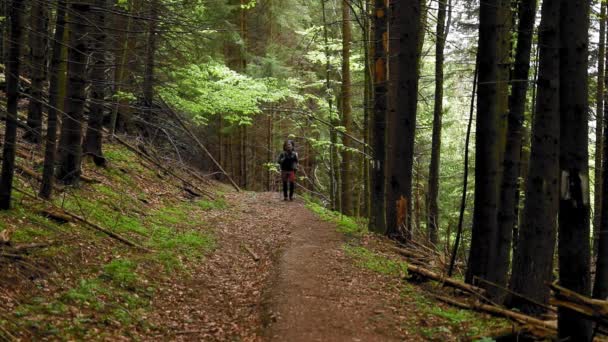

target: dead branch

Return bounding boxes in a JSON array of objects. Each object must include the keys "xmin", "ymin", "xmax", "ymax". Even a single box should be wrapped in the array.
[
  {"xmin": 244, "ymin": 245, "xmax": 260, "ymax": 262},
  {"xmin": 159, "ymin": 98, "xmax": 241, "ymax": 192},
  {"xmin": 112, "ymin": 134, "xmax": 215, "ymax": 200}
]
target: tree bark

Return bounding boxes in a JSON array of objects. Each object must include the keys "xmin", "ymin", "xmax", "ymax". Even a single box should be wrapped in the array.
[
  {"xmin": 23, "ymin": 0, "xmax": 48, "ymax": 144},
  {"xmin": 340, "ymin": 0, "xmax": 353, "ymax": 216},
  {"xmin": 595, "ymin": 2, "xmax": 607, "ymax": 259},
  {"xmin": 557, "ymin": 0, "xmax": 592, "ymax": 339},
  {"xmin": 465, "ymin": 0, "xmax": 500, "ymax": 285},
  {"xmin": 385, "ymin": 0, "xmax": 422, "ymax": 240},
  {"xmin": 369, "ymin": 0, "xmax": 388, "ymax": 234},
  {"xmin": 506, "ymin": 0, "xmax": 559, "ymax": 314},
  {"xmin": 40, "ymin": 0, "xmax": 68, "ymax": 199},
  {"xmin": 427, "ymin": 0, "xmax": 448, "ymax": 245},
  {"xmin": 492, "ymin": 0, "xmax": 537, "ymax": 301},
  {"xmin": 57, "ymin": 3, "xmax": 91, "ymax": 185},
  {"xmin": 0, "ymin": 0, "xmax": 24, "ymax": 209},
  {"xmin": 142, "ymin": 0, "xmax": 158, "ymax": 132},
  {"xmin": 83, "ymin": 0, "xmax": 108, "ymax": 167}
]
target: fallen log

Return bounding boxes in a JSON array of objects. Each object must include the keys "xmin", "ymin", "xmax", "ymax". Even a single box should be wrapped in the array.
[
  {"xmin": 13, "ymin": 187, "xmax": 150, "ymax": 252},
  {"xmin": 550, "ymin": 283, "xmax": 608, "ymax": 329},
  {"xmin": 405, "ymin": 264, "xmax": 484, "ymax": 296},
  {"xmin": 432, "ymin": 294, "xmax": 557, "ymax": 333}
]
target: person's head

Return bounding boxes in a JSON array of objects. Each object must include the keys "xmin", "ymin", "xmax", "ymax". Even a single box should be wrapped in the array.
[{"xmin": 283, "ymin": 140, "xmax": 294, "ymax": 152}]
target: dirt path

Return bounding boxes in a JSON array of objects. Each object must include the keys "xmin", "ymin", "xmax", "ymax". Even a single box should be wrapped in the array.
[
  {"xmin": 264, "ymin": 196, "xmax": 403, "ymax": 342},
  {"xmin": 149, "ymin": 192, "xmax": 408, "ymax": 341}
]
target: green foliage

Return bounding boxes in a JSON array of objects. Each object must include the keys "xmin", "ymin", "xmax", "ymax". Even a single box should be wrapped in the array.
[
  {"xmin": 343, "ymin": 245, "xmax": 408, "ymax": 276},
  {"xmin": 160, "ymin": 63, "xmax": 301, "ymax": 125}
]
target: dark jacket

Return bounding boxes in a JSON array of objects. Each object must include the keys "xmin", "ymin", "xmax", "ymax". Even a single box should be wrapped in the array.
[{"xmin": 278, "ymin": 151, "xmax": 298, "ymax": 172}]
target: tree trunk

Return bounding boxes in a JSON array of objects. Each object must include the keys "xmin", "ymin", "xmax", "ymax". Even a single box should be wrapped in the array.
[
  {"xmin": 340, "ymin": 0, "xmax": 353, "ymax": 216},
  {"xmin": 595, "ymin": 2, "xmax": 607, "ymax": 259},
  {"xmin": 506, "ymin": 0, "xmax": 559, "ymax": 314},
  {"xmin": 0, "ymin": 0, "xmax": 24, "ymax": 209},
  {"xmin": 142, "ymin": 0, "xmax": 158, "ymax": 131},
  {"xmin": 465, "ymin": 0, "xmax": 500, "ymax": 285},
  {"xmin": 385, "ymin": 0, "xmax": 422, "ymax": 240},
  {"xmin": 23, "ymin": 0, "xmax": 48, "ymax": 144},
  {"xmin": 57, "ymin": 3, "xmax": 91, "ymax": 185},
  {"xmin": 427, "ymin": 0, "xmax": 448, "ymax": 245},
  {"xmin": 557, "ymin": 0, "xmax": 592, "ymax": 339},
  {"xmin": 83, "ymin": 0, "xmax": 108, "ymax": 167},
  {"xmin": 368, "ymin": 0, "xmax": 388, "ymax": 234},
  {"xmin": 40, "ymin": 0, "xmax": 68, "ymax": 199},
  {"xmin": 492, "ymin": 0, "xmax": 537, "ymax": 301},
  {"xmin": 595, "ymin": 33, "xmax": 608, "ymax": 302}
]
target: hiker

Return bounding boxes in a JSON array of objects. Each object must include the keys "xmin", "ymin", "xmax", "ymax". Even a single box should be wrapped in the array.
[{"xmin": 277, "ymin": 140, "xmax": 298, "ymax": 201}]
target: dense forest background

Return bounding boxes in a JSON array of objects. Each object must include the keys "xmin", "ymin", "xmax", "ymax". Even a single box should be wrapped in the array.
[{"xmin": 1, "ymin": 0, "xmax": 608, "ymax": 340}]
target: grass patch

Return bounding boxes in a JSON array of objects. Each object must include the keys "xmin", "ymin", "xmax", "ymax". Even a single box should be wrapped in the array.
[
  {"xmin": 195, "ymin": 198, "xmax": 228, "ymax": 211},
  {"xmin": 344, "ymin": 245, "xmax": 408, "ymax": 276},
  {"xmin": 305, "ymin": 200, "xmax": 367, "ymax": 236}
]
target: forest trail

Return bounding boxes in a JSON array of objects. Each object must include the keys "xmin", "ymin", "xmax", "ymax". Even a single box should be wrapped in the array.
[
  {"xmin": 264, "ymin": 195, "xmax": 401, "ymax": 342},
  {"xmin": 149, "ymin": 191, "xmax": 407, "ymax": 341}
]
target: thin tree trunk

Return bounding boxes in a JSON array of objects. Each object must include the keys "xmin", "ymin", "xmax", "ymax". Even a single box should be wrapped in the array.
[
  {"xmin": 340, "ymin": 0, "xmax": 353, "ymax": 216},
  {"xmin": 595, "ymin": 2, "xmax": 607, "ymax": 258},
  {"xmin": 427, "ymin": 0, "xmax": 448, "ymax": 245},
  {"xmin": 368, "ymin": 0, "xmax": 388, "ymax": 234},
  {"xmin": 492, "ymin": 0, "xmax": 537, "ymax": 301},
  {"xmin": 40, "ymin": 0, "xmax": 68, "ymax": 199},
  {"xmin": 506, "ymin": 0, "xmax": 560, "ymax": 314},
  {"xmin": 595, "ymin": 30, "xmax": 608, "ymax": 301},
  {"xmin": 0, "ymin": 0, "xmax": 24, "ymax": 209},
  {"xmin": 447, "ymin": 61, "xmax": 478, "ymax": 277},
  {"xmin": 83, "ymin": 0, "xmax": 108, "ymax": 167},
  {"xmin": 557, "ymin": 0, "xmax": 592, "ymax": 339},
  {"xmin": 57, "ymin": 3, "xmax": 91, "ymax": 185},
  {"xmin": 142, "ymin": 0, "xmax": 158, "ymax": 132},
  {"xmin": 465, "ymin": 0, "xmax": 501, "ymax": 285},
  {"xmin": 24, "ymin": 0, "xmax": 48, "ymax": 144},
  {"xmin": 385, "ymin": 0, "xmax": 422, "ymax": 240}
]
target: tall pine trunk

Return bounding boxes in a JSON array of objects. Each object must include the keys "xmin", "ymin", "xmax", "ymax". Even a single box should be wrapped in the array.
[
  {"xmin": 24, "ymin": 1, "xmax": 48, "ymax": 144},
  {"xmin": 40, "ymin": 0, "xmax": 68, "ymax": 199},
  {"xmin": 369, "ymin": 0, "xmax": 388, "ymax": 234},
  {"xmin": 466, "ymin": 0, "xmax": 500, "ymax": 285},
  {"xmin": 385, "ymin": 0, "xmax": 421, "ymax": 240},
  {"xmin": 557, "ymin": 0, "xmax": 592, "ymax": 339},
  {"xmin": 595, "ymin": 2, "xmax": 607, "ymax": 258},
  {"xmin": 340, "ymin": 0, "xmax": 353, "ymax": 216},
  {"xmin": 0, "ymin": 0, "xmax": 24, "ymax": 209},
  {"xmin": 506, "ymin": 0, "xmax": 559, "ymax": 314},
  {"xmin": 427, "ymin": 0, "xmax": 448, "ymax": 245},
  {"xmin": 492, "ymin": 0, "xmax": 537, "ymax": 300},
  {"xmin": 83, "ymin": 0, "xmax": 108, "ymax": 167},
  {"xmin": 57, "ymin": 3, "xmax": 91, "ymax": 185}
]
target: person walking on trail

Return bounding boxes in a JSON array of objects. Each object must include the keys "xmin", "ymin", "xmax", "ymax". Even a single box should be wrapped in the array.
[{"xmin": 277, "ymin": 140, "xmax": 298, "ymax": 201}]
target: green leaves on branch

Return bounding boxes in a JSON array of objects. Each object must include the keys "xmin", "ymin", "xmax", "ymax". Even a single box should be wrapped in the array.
[{"xmin": 160, "ymin": 62, "xmax": 299, "ymax": 126}]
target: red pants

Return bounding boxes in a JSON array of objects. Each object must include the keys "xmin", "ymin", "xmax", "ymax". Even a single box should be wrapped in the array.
[{"xmin": 281, "ymin": 171, "xmax": 296, "ymax": 182}]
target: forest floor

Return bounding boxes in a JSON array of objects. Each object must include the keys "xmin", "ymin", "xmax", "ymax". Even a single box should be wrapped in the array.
[{"xmin": 0, "ymin": 139, "xmax": 510, "ymax": 341}]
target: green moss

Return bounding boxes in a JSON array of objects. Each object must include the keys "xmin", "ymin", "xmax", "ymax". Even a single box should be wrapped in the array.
[
  {"xmin": 102, "ymin": 259, "xmax": 139, "ymax": 289},
  {"xmin": 344, "ymin": 245, "xmax": 408, "ymax": 276}
]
